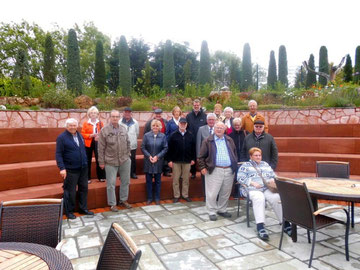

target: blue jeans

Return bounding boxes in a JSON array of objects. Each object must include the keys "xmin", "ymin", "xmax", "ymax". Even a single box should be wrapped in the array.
[{"xmin": 146, "ymin": 173, "xmax": 161, "ymax": 201}]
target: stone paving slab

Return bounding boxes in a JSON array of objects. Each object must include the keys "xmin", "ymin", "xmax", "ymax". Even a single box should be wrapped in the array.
[{"xmin": 61, "ymin": 201, "xmax": 360, "ymax": 270}]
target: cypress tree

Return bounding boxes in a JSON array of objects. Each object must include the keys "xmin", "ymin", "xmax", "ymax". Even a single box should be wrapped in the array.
[
  {"xmin": 278, "ymin": 45, "xmax": 288, "ymax": 86},
  {"xmin": 343, "ymin": 54, "xmax": 353, "ymax": 83},
  {"xmin": 199, "ymin": 40, "xmax": 211, "ymax": 85},
  {"xmin": 267, "ymin": 50, "xmax": 277, "ymax": 89},
  {"xmin": 13, "ymin": 48, "xmax": 31, "ymax": 95},
  {"xmin": 143, "ymin": 59, "xmax": 152, "ymax": 97},
  {"xmin": 94, "ymin": 40, "xmax": 106, "ymax": 93},
  {"xmin": 318, "ymin": 46, "xmax": 329, "ymax": 86},
  {"xmin": 354, "ymin": 46, "xmax": 360, "ymax": 84},
  {"xmin": 305, "ymin": 54, "xmax": 316, "ymax": 88},
  {"xmin": 163, "ymin": 40, "xmax": 175, "ymax": 93},
  {"xmin": 119, "ymin": 35, "xmax": 132, "ymax": 96},
  {"xmin": 108, "ymin": 43, "xmax": 120, "ymax": 91},
  {"xmin": 184, "ymin": 59, "xmax": 192, "ymax": 85},
  {"xmin": 241, "ymin": 43, "xmax": 253, "ymax": 89},
  {"xmin": 67, "ymin": 29, "xmax": 82, "ymax": 95},
  {"xmin": 43, "ymin": 33, "xmax": 56, "ymax": 83}
]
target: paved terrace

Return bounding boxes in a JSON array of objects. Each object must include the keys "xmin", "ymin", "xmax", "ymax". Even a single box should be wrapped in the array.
[{"xmin": 61, "ymin": 199, "xmax": 360, "ymax": 270}]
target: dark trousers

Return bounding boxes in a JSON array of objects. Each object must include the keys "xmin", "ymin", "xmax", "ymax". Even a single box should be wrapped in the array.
[
  {"xmin": 85, "ymin": 139, "xmax": 105, "ymax": 180},
  {"xmin": 130, "ymin": 149, "xmax": 136, "ymax": 175},
  {"xmin": 146, "ymin": 173, "xmax": 161, "ymax": 201},
  {"xmin": 63, "ymin": 167, "xmax": 88, "ymax": 214},
  {"xmin": 190, "ymin": 163, "xmax": 196, "ymax": 176},
  {"xmin": 201, "ymin": 174, "xmax": 206, "ymax": 200}
]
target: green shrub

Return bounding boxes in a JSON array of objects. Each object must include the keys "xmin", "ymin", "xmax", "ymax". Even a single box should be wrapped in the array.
[
  {"xmin": 42, "ymin": 88, "xmax": 76, "ymax": 109},
  {"xmin": 131, "ymin": 99, "xmax": 152, "ymax": 111},
  {"xmin": 96, "ymin": 97, "xmax": 116, "ymax": 111},
  {"xmin": 29, "ymin": 105, "xmax": 40, "ymax": 110},
  {"xmin": 5, "ymin": 104, "xmax": 22, "ymax": 110}
]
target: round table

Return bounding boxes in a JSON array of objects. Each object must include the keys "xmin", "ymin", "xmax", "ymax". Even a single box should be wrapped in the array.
[{"xmin": 0, "ymin": 242, "xmax": 73, "ymax": 270}]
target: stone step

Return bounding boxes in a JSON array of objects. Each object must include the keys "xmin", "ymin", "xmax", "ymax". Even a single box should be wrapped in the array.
[
  {"xmin": 0, "ymin": 139, "xmax": 144, "ymax": 164},
  {"xmin": 3, "ymin": 135, "xmax": 360, "ymax": 165},
  {"xmin": 0, "ymin": 156, "xmax": 145, "ymax": 191},
  {"xmin": 277, "ymin": 152, "xmax": 360, "ymax": 174},
  {"xmin": 1, "ymin": 124, "xmax": 358, "ymax": 145},
  {"xmin": 0, "ymin": 173, "xmax": 204, "ymax": 210},
  {"xmin": 269, "ymin": 124, "xmax": 360, "ymax": 137},
  {"xmin": 2, "ymin": 152, "xmax": 360, "ymax": 192}
]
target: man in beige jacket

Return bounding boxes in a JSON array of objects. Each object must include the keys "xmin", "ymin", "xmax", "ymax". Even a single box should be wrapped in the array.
[{"xmin": 98, "ymin": 110, "xmax": 132, "ymax": 211}]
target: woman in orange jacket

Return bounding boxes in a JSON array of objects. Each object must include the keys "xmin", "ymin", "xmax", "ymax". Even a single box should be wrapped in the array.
[{"xmin": 81, "ymin": 106, "xmax": 105, "ymax": 183}]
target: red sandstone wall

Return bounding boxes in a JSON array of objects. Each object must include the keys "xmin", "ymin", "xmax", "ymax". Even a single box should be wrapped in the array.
[{"xmin": 1, "ymin": 108, "xmax": 360, "ymax": 128}]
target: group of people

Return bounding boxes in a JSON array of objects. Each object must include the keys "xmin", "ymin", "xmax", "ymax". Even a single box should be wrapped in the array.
[{"xmin": 55, "ymin": 99, "xmax": 290, "ymax": 241}]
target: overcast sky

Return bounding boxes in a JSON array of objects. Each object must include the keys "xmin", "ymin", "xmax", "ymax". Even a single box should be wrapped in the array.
[{"xmin": 2, "ymin": 0, "xmax": 360, "ymax": 82}]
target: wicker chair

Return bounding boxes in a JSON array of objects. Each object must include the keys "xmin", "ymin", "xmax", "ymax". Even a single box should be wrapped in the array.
[
  {"xmin": 275, "ymin": 177, "xmax": 349, "ymax": 268},
  {"xmin": 0, "ymin": 199, "xmax": 63, "ymax": 248},
  {"xmin": 316, "ymin": 161, "xmax": 354, "ymax": 227},
  {"xmin": 97, "ymin": 222, "xmax": 142, "ymax": 270}
]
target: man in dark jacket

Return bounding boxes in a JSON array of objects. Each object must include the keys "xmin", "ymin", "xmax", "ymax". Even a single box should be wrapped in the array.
[
  {"xmin": 55, "ymin": 118, "xmax": 94, "ymax": 219},
  {"xmin": 167, "ymin": 118, "xmax": 196, "ymax": 203},
  {"xmin": 186, "ymin": 99, "xmax": 207, "ymax": 178},
  {"xmin": 241, "ymin": 120, "xmax": 278, "ymax": 170},
  {"xmin": 198, "ymin": 122, "xmax": 238, "ymax": 221}
]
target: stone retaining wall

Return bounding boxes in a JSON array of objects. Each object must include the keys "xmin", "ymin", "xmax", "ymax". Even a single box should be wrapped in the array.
[{"xmin": 1, "ymin": 108, "xmax": 360, "ymax": 128}]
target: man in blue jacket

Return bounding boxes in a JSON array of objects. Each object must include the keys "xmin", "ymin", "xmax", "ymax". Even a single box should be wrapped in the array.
[{"xmin": 56, "ymin": 118, "xmax": 94, "ymax": 219}]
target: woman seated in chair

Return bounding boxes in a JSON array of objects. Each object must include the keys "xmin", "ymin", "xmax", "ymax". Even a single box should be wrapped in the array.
[{"xmin": 237, "ymin": 147, "xmax": 291, "ymax": 241}]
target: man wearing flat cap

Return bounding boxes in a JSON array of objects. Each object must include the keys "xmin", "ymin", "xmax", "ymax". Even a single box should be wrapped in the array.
[
  {"xmin": 241, "ymin": 120, "xmax": 278, "ymax": 170},
  {"xmin": 119, "ymin": 107, "xmax": 139, "ymax": 179},
  {"xmin": 143, "ymin": 108, "xmax": 170, "ymax": 176},
  {"xmin": 167, "ymin": 117, "xmax": 196, "ymax": 202}
]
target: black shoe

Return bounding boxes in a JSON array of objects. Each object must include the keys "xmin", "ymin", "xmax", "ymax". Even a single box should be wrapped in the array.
[
  {"xmin": 191, "ymin": 174, "xmax": 196, "ymax": 179},
  {"xmin": 79, "ymin": 210, "xmax": 94, "ymax": 216},
  {"xmin": 182, "ymin": 197, "xmax": 192, "ymax": 202},
  {"xmin": 209, "ymin": 214, "xmax": 217, "ymax": 221},
  {"xmin": 258, "ymin": 229, "xmax": 269, "ymax": 241},
  {"xmin": 67, "ymin": 213, "xmax": 76, "ymax": 220},
  {"xmin": 131, "ymin": 174, "xmax": 138, "ymax": 179},
  {"xmin": 173, "ymin": 198, "xmax": 179, "ymax": 203},
  {"xmin": 146, "ymin": 200, "xmax": 152, "ymax": 205},
  {"xmin": 283, "ymin": 225, "xmax": 292, "ymax": 237},
  {"xmin": 217, "ymin": 212, "xmax": 232, "ymax": 218},
  {"xmin": 155, "ymin": 200, "xmax": 160, "ymax": 205},
  {"xmin": 163, "ymin": 172, "xmax": 171, "ymax": 177}
]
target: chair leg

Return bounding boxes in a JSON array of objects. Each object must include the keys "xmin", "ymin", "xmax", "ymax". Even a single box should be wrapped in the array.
[
  {"xmin": 344, "ymin": 209, "xmax": 350, "ymax": 261},
  {"xmin": 308, "ymin": 230, "xmax": 316, "ymax": 268},
  {"xmin": 237, "ymin": 197, "xmax": 240, "ymax": 217},
  {"xmin": 307, "ymin": 230, "xmax": 311, "ymax": 243},
  {"xmin": 246, "ymin": 198, "xmax": 250, "ymax": 227},
  {"xmin": 351, "ymin": 202, "xmax": 354, "ymax": 228},
  {"xmin": 279, "ymin": 221, "xmax": 285, "ymax": 250}
]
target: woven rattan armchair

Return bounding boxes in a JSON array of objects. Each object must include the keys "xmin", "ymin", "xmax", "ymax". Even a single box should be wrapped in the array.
[
  {"xmin": 97, "ymin": 222, "xmax": 142, "ymax": 270},
  {"xmin": 0, "ymin": 198, "xmax": 63, "ymax": 248},
  {"xmin": 275, "ymin": 177, "xmax": 349, "ymax": 268},
  {"xmin": 316, "ymin": 161, "xmax": 355, "ymax": 227}
]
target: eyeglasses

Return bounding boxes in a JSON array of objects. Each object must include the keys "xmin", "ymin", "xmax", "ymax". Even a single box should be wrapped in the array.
[{"xmin": 254, "ymin": 125, "xmax": 264, "ymax": 128}]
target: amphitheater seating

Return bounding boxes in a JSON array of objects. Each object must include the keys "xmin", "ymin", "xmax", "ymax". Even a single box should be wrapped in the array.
[{"xmin": 0, "ymin": 124, "xmax": 359, "ymax": 209}]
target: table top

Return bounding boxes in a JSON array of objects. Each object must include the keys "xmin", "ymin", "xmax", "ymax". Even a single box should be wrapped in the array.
[
  {"xmin": 297, "ymin": 177, "xmax": 360, "ymax": 202},
  {"xmin": 0, "ymin": 242, "xmax": 73, "ymax": 270}
]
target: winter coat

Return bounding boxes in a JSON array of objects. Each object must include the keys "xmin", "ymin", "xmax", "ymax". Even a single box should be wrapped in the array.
[{"xmin": 141, "ymin": 131, "xmax": 168, "ymax": 174}]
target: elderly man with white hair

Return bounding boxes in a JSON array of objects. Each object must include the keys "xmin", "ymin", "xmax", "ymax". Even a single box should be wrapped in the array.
[
  {"xmin": 56, "ymin": 118, "xmax": 94, "ymax": 219},
  {"xmin": 241, "ymin": 100, "xmax": 268, "ymax": 133},
  {"xmin": 198, "ymin": 121, "xmax": 238, "ymax": 221}
]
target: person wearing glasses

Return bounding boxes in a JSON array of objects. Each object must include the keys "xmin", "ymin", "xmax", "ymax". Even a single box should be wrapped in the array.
[{"xmin": 241, "ymin": 120, "xmax": 278, "ymax": 170}]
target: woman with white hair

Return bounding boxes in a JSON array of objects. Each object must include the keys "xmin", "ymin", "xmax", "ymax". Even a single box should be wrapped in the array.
[
  {"xmin": 223, "ymin": 106, "xmax": 234, "ymax": 135},
  {"xmin": 81, "ymin": 106, "xmax": 105, "ymax": 183}
]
